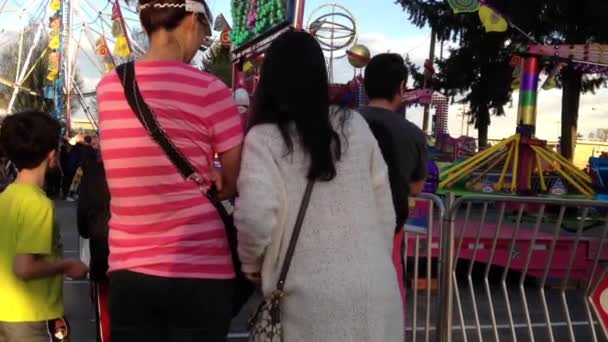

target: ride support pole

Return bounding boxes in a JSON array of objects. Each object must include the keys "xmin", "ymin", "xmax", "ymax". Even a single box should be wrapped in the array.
[{"xmin": 516, "ymin": 55, "xmax": 540, "ymax": 137}]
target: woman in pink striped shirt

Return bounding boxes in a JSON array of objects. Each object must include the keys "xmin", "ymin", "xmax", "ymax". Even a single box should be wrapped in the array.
[{"xmin": 96, "ymin": 1, "xmax": 243, "ymax": 341}]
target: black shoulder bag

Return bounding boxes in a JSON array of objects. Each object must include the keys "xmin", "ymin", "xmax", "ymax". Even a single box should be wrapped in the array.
[{"xmin": 116, "ymin": 61, "xmax": 254, "ymax": 317}]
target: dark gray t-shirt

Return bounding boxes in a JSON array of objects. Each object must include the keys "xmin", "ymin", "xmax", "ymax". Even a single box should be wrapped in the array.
[{"xmin": 359, "ymin": 106, "xmax": 428, "ymax": 227}]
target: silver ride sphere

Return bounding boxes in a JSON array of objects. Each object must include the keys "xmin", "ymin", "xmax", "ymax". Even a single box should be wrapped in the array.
[{"xmin": 307, "ymin": 3, "xmax": 358, "ymax": 81}]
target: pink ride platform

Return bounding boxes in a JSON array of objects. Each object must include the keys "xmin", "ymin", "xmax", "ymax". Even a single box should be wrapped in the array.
[{"xmin": 405, "ymin": 216, "xmax": 605, "ymax": 282}]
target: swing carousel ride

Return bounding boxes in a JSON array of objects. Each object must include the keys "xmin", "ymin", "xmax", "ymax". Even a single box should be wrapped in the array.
[
  {"xmin": 438, "ymin": 0, "xmax": 608, "ymax": 200},
  {"xmin": 0, "ymin": 0, "xmax": 144, "ymax": 132}
]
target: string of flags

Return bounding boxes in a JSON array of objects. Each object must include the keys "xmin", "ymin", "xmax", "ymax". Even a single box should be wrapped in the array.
[
  {"xmin": 95, "ymin": 36, "xmax": 115, "ymax": 73},
  {"xmin": 93, "ymin": 0, "xmax": 132, "ymax": 74},
  {"xmin": 111, "ymin": 0, "xmax": 131, "ymax": 58}
]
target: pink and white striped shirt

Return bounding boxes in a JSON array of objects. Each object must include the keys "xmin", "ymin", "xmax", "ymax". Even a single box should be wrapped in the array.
[{"xmin": 97, "ymin": 60, "xmax": 243, "ymax": 279}]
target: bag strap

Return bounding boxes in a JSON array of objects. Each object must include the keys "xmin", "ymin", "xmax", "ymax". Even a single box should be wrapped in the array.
[
  {"xmin": 276, "ymin": 180, "xmax": 315, "ymax": 292},
  {"xmin": 115, "ymin": 62, "xmax": 211, "ymax": 191},
  {"xmin": 116, "ymin": 61, "xmax": 315, "ymax": 290}
]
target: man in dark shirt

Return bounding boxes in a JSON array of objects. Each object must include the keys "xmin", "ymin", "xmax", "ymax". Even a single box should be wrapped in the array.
[{"xmin": 359, "ymin": 53, "xmax": 429, "ymax": 315}]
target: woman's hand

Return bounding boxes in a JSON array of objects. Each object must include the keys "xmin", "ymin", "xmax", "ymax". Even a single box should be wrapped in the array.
[{"xmin": 245, "ymin": 272, "xmax": 261, "ymax": 286}]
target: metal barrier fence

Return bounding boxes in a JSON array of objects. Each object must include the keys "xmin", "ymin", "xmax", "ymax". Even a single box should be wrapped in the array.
[
  {"xmin": 436, "ymin": 195, "xmax": 608, "ymax": 342},
  {"xmin": 404, "ymin": 193, "xmax": 445, "ymax": 342}
]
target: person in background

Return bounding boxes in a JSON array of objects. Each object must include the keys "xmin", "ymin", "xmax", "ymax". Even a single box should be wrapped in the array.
[
  {"xmin": 81, "ymin": 136, "xmax": 98, "ymax": 161},
  {"xmin": 234, "ymin": 88, "xmax": 250, "ymax": 129},
  {"xmin": 77, "ymin": 151, "xmax": 111, "ymax": 342},
  {"xmin": 235, "ymin": 31, "xmax": 403, "ymax": 341},
  {"xmin": 97, "ymin": 0, "xmax": 243, "ymax": 340},
  {"xmin": 359, "ymin": 53, "xmax": 429, "ymax": 314},
  {"xmin": 59, "ymin": 140, "xmax": 71, "ymax": 199},
  {"xmin": 0, "ymin": 111, "xmax": 89, "ymax": 342}
]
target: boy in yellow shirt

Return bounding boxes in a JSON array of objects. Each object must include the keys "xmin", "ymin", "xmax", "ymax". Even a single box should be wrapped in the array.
[{"xmin": 0, "ymin": 111, "xmax": 89, "ymax": 342}]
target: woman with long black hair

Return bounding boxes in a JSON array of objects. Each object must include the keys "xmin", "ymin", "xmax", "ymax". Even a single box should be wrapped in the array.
[{"xmin": 235, "ymin": 31, "xmax": 404, "ymax": 341}]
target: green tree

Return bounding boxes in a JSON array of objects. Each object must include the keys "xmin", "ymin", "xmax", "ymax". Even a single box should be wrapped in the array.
[
  {"xmin": 397, "ymin": 0, "xmax": 526, "ymax": 148},
  {"xmin": 201, "ymin": 42, "xmax": 232, "ymax": 87}
]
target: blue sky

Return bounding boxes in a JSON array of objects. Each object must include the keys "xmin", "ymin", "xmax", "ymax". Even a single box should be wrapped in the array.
[{"xmin": 207, "ymin": 0, "xmax": 427, "ymax": 41}]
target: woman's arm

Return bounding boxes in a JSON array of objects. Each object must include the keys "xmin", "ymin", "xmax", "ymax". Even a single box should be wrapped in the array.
[
  {"xmin": 234, "ymin": 128, "xmax": 283, "ymax": 275},
  {"xmin": 217, "ymin": 145, "xmax": 242, "ymax": 200}
]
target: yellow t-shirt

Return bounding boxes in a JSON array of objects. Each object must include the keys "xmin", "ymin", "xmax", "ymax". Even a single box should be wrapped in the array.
[{"xmin": 0, "ymin": 183, "xmax": 63, "ymax": 322}]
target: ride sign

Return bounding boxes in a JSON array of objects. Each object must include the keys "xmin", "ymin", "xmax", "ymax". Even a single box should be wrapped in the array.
[
  {"xmin": 221, "ymin": 30, "xmax": 232, "ymax": 46},
  {"xmin": 590, "ymin": 269, "xmax": 608, "ymax": 338}
]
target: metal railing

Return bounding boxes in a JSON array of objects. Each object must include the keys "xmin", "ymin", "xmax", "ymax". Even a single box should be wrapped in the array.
[
  {"xmin": 404, "ymin": 193, "xmax": 445, "ymax": 341},
  {"xmin": 436, "ymin": 195, "xmax": 608, "ymax": 342}
]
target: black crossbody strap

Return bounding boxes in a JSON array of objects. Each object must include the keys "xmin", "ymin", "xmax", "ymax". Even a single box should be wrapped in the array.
[
  {"xmin": 115, "ymin": 62, "xmax": 199, "ymax": 183},
  {"xmin": 276, "ymin": 180, "xmax": 315, "ymax": 291}
]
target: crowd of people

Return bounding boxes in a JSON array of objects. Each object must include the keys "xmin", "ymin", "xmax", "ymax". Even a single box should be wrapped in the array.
[
  {"xmin": 0, "ymin": 1, "xmax": 428, "ymax": 342},
  {"xmin": 0, "ymin": 134, "xmax": 97, "ymax": 201}
]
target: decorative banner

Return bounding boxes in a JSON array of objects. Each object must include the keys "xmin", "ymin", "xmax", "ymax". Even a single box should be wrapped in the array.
[
  {"xmin": 111, "ymin": 20, "xmax": 123, "ymax": 38},
  {"xmin": 49, "ymin": 36, "xmax": 60, "ymax": 49},
  {"xmin": 479, "ymin": 5, "xmax": 508, "ymax": 32},
  {"xmin": 448, "ymin": 0, "xmax": 480, "ymax": 14},
  {"xmin": 243, "ymin": 60, "xmax": 254, "ymax": 73},
  {"xmin": 50, "ymin": 0, "xmax": 61, "ymax": 11},
  {"xmin": 47, "ymin": 1, "xmax": 61, "ymax": 81},
  {"xmin": 114, "ymin": 35, "xmax": 130, "ymax": 57},
  {"xmin": 49, "ymin": 15, "xmax": 61, "ymax": 49},
  {"xmin": 111, "ymin": 0, "xmax": 121, "ymax": 20},
  {"xmin": 95, "ymin": 36, "xmax": 115, "ymax": 72},
  {"xmin": 510, "ymin": 55, "xmax": 521, "ymax": 90},
  {"xmin": 103, "ymin": 56, "xmax": 115, "ymax": 73},
  {"xmin": 220, "ymin": 30, "xmax": 232, "ymax": 46},
  {"xmin": 47, "ymin": 51, "xmax": 60, "ymax": 81},
  {"xmin": 511, "ymin": 72, "xmax": 520, "ymax": 90},
  {"xmin": 95, "ymin": 37, "xmax": 109, "ymax": 56},
  {"xmin": 214, "ymin": 13, "xmax": 231, "ymax": 32},
  {"xmin": 111, "ymin": 0, "xmax": 131, "ymax": 57}
]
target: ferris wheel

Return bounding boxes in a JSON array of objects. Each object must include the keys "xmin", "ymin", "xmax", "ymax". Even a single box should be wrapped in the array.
[{"xmin": 0, "ymin": 0, "xmax": 145, "ymax": 131}]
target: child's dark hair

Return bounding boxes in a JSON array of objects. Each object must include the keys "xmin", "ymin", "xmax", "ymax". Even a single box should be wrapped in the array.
[{"xmin": 0, "ymin": 111, "xmax": 60, "ymax": 170}]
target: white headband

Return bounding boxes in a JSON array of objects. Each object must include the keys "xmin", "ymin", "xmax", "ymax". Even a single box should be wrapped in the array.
[{"xmin": 138, "ymin": 1, "xmax": 213, "ymax": 26}]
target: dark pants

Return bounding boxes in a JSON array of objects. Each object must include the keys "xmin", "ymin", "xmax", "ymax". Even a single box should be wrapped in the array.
[
  {"xmin": 109, "ymin": 271, "xmax": 234, "ymax": 342},
  {"xmin": 62, "ymin": 169, "xmax": 75, "ymax": 198},
  {"xmin": 45, "ymin": 169, "xmax": 61, "ymax": 198}
]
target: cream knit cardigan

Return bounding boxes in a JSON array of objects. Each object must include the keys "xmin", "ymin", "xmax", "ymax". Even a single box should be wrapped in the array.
[{"xmin": 235, "ymin": 110, "xmax": 404, "ymax": 341}]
